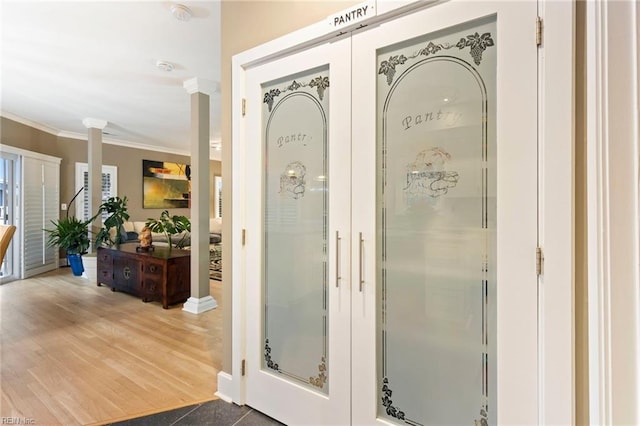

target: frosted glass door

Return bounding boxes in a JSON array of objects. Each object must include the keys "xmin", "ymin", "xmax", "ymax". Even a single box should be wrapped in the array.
[
  {"xmin": 244, "ymin": 37, "xmax": 351, "ymax": 425},
  {"xmin": 377, "ymin": 17, "xmax": 496, "ymax": 425},
  {"xmin": 351, "ymin": 2, "xmax": 538, "ymax": 425},
  {"xmin": 262, "ymin": 66, "xmax": 330, "ymax": 393}
]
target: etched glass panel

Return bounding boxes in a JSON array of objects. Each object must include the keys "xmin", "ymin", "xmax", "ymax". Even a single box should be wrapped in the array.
[
  {"xmin": 262, "ymin": 66, "xmax": 329, "ymax": 394},
  {"xmin": 376, "ymin": 17, "xmax": 497, "ymax": 425}
]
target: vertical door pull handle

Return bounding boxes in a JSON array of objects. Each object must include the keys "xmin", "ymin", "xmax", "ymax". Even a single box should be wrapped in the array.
[
  {"xmin": 359, "ymin": 232, "xmax": 364, "ymax": 292},
  {"xmin": 335, "ymin": 230, "xmax": 341, "ymax": 287}
]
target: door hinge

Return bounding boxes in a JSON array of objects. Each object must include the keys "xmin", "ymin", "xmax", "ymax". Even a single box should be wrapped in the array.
[
  {"xmin": 242, "ymin": 228, "xmax": 246, "ymax": 246},
  {"xmin": 536, "ymin": 246, "xmax": 544, "ymax": 276},
  {"xmin": 242, "ymin": 98, "xmax": 246, "ymax": 117},
  {"xmin": 536, "ymin": 16, "xmax": 543, "ymax": 47},
  {"xmin": 241, "ymin": 359, "xmax": 246, "ymax": 376}
]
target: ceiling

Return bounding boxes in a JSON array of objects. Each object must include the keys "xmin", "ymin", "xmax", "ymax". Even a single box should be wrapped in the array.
[{"xmin": 0, "ymin": 1, "xmax": 222, "ymax": 160}]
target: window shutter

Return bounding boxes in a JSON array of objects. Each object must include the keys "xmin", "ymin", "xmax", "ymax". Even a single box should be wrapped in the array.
[{"xmin": 22, "ymin": 156, "xmax": 59, "ymax": 277}]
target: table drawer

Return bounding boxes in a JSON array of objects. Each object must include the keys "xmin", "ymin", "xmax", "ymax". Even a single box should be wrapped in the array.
[
  {"xmin": 144, "ymin": 260, "xmax": 164, "ymax": 276},
  {"xmin": 98, "ymin": 268, "xmax": 113, "ymax": 285}
]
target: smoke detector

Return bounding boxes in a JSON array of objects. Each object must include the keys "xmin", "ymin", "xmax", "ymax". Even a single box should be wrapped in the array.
[
  {"xmin": 170, "ymin": 4, "xmax": 192, "ymax": 21},
  {"xmin": 156, "ymin": 60, "xmax": 175, "ymax": 72}
]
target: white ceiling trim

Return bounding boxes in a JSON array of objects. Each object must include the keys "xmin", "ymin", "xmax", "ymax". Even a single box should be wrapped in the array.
[
  {"xmin": 1, "ymin": 111, "xmax": 61, "ymax": 136},
  {"xmin": 2, "ymin": 111, "xmax": 220, "ymax": 160},
  {"xmin": 57, "ymin": 129, "xmax": 190, "ymax": 156}
]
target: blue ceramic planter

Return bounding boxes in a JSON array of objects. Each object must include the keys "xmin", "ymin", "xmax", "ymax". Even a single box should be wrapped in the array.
[{"xmin": 67, "ymin": 253, "xmax": 84, "ymax": 276}]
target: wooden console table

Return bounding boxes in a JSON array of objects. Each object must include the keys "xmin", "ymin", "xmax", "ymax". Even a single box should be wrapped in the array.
[{"xmin": 97, "ymin": 245, "xmax": 190, "ymax": 309}]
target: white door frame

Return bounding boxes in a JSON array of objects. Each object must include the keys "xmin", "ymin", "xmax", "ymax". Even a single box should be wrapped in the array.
[
  {"xmin": 586, "ymin": 1, "xmax": 640, "ymax": 424},
  {"xmin": 0, "ymin": 151, "xmax": 19, "ymax": 284},
  {"xmin": 222, "ymin": 2, "xmax": 574, "ymax": 424}
]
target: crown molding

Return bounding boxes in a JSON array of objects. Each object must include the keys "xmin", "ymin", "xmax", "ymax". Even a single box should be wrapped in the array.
[
  {"xmin": 2, "ymin": 111, "xmax": 221, "ymax": 160},
  {"xmin": 0, "ymin": 111, "xmax": 60, "ymax": 136},
  {"xmin": 57, "ymin": 130, "xmax": 190, "ymax": 156}
]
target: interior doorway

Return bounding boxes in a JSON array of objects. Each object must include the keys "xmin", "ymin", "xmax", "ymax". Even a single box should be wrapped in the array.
[{"xmin": 229, "ymin": 1, "xmax": 574, "ymax": 424}]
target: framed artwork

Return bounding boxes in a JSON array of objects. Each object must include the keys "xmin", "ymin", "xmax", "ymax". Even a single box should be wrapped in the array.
[{"xmin": 143, "ymin": 160, "xmax": 190, "ymax": 209}]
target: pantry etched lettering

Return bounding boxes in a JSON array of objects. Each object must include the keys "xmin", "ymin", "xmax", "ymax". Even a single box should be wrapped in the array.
[
  {"xmin": 402, "ymin": 110, "xmax": 462, "ymax": 130},
  {"xmin": 277, "ymin": 133, "xmax": 309, "ymax": 148}
]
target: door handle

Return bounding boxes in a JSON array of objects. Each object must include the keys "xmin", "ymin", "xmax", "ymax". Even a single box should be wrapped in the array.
[
  {"xmin": 359, "ymin": 232, "xmax": 364, "ymax": 292},
  {"xmin": 335, "ymin": 230, "xmax": 341, "ymax": 287}
]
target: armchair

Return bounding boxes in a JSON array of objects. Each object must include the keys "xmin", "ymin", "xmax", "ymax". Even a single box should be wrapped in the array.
[{"xmin": 0, "ymin": 225, "xmax": 17, "ymax": 265}]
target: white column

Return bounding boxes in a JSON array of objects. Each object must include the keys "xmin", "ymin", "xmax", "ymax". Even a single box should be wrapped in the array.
[
  {"xmin": 82, "ymin": 118, "xmax": 107, "ymax": 252},
  {"xmin": 182, "ymin": 77, "xmax": 217, "ymax": 314}
]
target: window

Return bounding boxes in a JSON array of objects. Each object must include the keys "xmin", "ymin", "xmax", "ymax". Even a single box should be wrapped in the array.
[{"xmin": 74, "ymin": 163, "xmax": 118, "ymax": 221}]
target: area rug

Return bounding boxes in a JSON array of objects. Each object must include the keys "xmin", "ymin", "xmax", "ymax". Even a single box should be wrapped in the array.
[{"xmin": 209, "ymin": 243, "xmax": 222, "ymax": 281}]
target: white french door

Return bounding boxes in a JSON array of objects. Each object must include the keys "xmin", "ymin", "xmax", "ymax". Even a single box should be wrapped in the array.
[
  {"xmin": 243, "ymin": 1, "xmax": 538, "ymax": 425},
  {"xmin": 351, "ymin": 2, "xmax": 538, "ymax": 424},
  {"xmin": 244, "ymin": 37, "xmax": 352, "ymax": 424}
]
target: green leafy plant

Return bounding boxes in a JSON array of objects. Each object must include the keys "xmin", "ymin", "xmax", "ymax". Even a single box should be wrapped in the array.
[
  {"xmin": 45, "ymin": 216, "xmax": 91, "ymax": 255},
  {"xmin": 94, "ymin": 196, "xmax": 130, "ymax": 247},
  {"xmin": 145, "ymin": 210, "xmax": 191, "ymax": 249}
]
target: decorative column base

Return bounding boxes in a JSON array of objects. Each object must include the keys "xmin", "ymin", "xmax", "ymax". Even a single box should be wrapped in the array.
[
  {"xmin": 82, "ymin": 254, "xmax": 97, "ymax": 283},
  {"xmin": 182, "ymin": 295, "xmax": 217, "ymax": 314}
]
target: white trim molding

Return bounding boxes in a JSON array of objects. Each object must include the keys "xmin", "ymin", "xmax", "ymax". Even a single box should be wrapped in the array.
[
  {"xmin": 215, "ymin": 372, "xmax": 234, "ymax": 403},
  {"xmin": 2, "ymin": 112, "xmax": 209, "ymax": 158},
  {"xmin": 587, "ymin": 1, "xmax": 640, "ymax": 424},
  {"xmin": 228, "ymin": 51, "xmax": 248, "ymax": 406},
  {"xmin": 228, "ymin": 0, "xmax": 575, "ymax": 420},
  {"xmin": 538, "ymin": 2, "xmax": 576, "ymax": 424},
  {"xmin": 1, "ymin": 111, "xmax": 61, "ymax": 135}
]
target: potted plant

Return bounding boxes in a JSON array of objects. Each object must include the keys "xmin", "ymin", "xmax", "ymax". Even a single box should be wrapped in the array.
[
  {"xmin": 145, "ymin": 210, "xmax": 191, "ymax": 249},
  {"xmin": 94, "ymin": 196, "xmax": 130, "ymax": 248},
  {"xmin": 45, "ymin": 216, "xmax": 91, "ymax": 276}
]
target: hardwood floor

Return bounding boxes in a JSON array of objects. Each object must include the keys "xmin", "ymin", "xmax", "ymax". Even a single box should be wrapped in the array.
[{"xmin": 0, "ymin": 269, "xmax": 223, "ymax": 425}]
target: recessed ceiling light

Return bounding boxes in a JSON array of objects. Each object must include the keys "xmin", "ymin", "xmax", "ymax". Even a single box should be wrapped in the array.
[
  {"xmin": 170, "ymin": 4, "xmax": 192, "ymax": 21},
  {"xmin": 156, "ymin": 60, "xmax": 174, "ymax": 72}
]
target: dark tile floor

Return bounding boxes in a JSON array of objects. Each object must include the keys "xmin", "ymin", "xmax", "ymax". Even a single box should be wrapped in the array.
[{"xmin": 109, "ymin": 399, "xmax": 284, "ymax": 426}]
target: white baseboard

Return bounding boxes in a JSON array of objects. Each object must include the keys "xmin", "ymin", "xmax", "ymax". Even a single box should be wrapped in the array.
[{"xmin": 215, "ymin": 371, "xmax": 234, "ymax": 403}]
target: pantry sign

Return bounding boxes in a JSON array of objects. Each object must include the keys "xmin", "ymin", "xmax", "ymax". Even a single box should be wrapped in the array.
[{"xmin": 327, "ymin": 1, "xmax": 376, "ymax": 30}]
